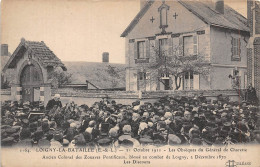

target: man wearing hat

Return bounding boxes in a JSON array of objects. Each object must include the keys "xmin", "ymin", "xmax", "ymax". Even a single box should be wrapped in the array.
[
  {"xmin": 46, "ymin": 94, "xmax": 62, "ymax": 110},
  {"xmin": 115, "ymin": 125, "xmax": 140, "ymax": 147}
]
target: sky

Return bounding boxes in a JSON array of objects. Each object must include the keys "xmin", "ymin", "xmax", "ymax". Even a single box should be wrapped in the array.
[{"xmin": 1, "ymin": 0, "xmax": 247, "ymax": 64}]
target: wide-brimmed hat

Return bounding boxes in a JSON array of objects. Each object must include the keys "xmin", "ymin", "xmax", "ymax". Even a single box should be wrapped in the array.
[
  {"xmin": 97, "ymin": 137, "xmax": 112, "ymax": 146},
  {"xmin": 54, "ymin": 94, "xmax": 61, "ymax": 98},
  {"xmin": 53, "ymin": 132, "xmax": 63, "ymax": 141},
  {"xmin": 168, "ymin": 134, "xmax": 181, "ymax": 145},
  {"xmin": 139, "ymin": 137, "xmax": 153, "ymax": 144}
]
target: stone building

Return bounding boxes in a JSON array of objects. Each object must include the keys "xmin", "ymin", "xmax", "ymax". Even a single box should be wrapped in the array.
[
  {"xmin": 2, "ymin": 38, "xmax": 66, "ymax": 106},
  {"xmin": 247, "ymin": 0, "xmax": 260, "ymax": 101},
  {"xmin": 121, "ymin": 0, "xmax": 250, "ymax": 92}
]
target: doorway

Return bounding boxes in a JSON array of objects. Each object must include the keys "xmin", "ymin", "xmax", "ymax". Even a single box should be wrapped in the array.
[{"xmin": 20, "ymin": 64, "xmax": 43, "ymax": 102}]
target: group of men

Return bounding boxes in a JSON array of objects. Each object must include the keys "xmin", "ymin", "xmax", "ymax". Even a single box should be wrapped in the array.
[{"xmin": 1, "ymin": 93, "xmax": 260, "ymax": 148}]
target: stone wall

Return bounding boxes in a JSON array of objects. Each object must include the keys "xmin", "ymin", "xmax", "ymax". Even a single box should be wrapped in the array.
[
  {"xmin": 1, "ymin": 88, "xmax": 245, "ymax": 106},
  {"xmin": 52, "ymin": 89, "xmax": 246, "ymax": 106}
]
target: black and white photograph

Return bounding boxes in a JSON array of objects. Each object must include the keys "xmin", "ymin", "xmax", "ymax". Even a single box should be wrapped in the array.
[{"xmin": 1, "ymin": 0, "xmax": 260, "ymax": 166}]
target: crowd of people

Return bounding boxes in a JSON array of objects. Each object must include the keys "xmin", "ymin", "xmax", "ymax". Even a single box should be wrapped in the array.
[{"xmin": 1, "ymin": 93, "xmax": 260, "ymax": 148}]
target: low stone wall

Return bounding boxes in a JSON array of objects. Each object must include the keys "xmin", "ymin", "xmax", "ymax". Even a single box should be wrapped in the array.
[
  {"xmin": 52, "ymin": 88, "xmax": 242, "ymax": 98},
  {"xmin": 52, "ymin": 88, "xmax": 243, "ymax": 105},
  {"xmin": 1, "ymin": 88, "xmax": 244, "ymax": 106},
  {"xmin": 1, "ymin": 88, "xmax": 11, "ymax": 102}
]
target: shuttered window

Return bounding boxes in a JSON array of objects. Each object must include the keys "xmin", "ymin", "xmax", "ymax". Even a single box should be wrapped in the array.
[
  {"xmin": 184, "ymin": 36, "xmax": 193, "ymax": 56},
  {"xmin": 180, "ymin": 35, "xmax": 198, "ymax": 57},
  {"xmin": 135, "ymin": 40, "xmax": 150, "ymax": 63},
  {"xmin": 183, "ymin": 72, "xmax": 194, "ymax": 90},
  {"xmin": 137, "ymin": 41, "xmax": 146, "ymax": 59},
  {"xmin": 193, "ymin": 35, "xmax": 198, "ymax": 55},
  {"xmin": 159, "ymin": 38, "xmax": 168, "ymax": 55},
  {"xmin": 231, "ymin": 37, "xmax": 241, "ymax": 61}
]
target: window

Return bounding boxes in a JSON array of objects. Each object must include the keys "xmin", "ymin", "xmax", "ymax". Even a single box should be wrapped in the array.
[
  {"xmin": 137, "ymin": 41, "xmax": 146, "ymax": 59},
  {"xmin": 231, "ymin": 37, "xmax": 241, "ymax": 61},
  {"xmin": 161, "ymin": 8, "xmax": 167, "ymax": 27},
  {"xmin": 184, "ymin": 36, "xmax": 193, "ymax": 56},
  {"xmin": 138, "ymin": 72, "xmax": 146, "ymax": 81},
  {"xmin": 146, "ymin": 72, "xmax": 150, "ymax": 80},
  {"xmin": 158, "ymin": 2, "xmax": 169, "ymax": 33},
  {"xmin": 231, "ymin": 69, "xmax": 241, "ymax": 88},
  {"xmin": 138, "ymin": 71, "xmax": 150, "ymax": 91},
  {"xmin": 159, "ymin": 38, "xmax": 168, "ymax": 55},
  {"xmin": 183, "ymin": 72, "xmax": 194, "ymax": 90},
  {"xmin": 181, "ymin": 35, "xmax": 198, "ymax": 57}
]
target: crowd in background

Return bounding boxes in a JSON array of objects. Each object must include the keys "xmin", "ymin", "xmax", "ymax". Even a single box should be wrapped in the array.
[{"xmin": 1, "ymin": 93, "xmax": 260, "ymax": 148}]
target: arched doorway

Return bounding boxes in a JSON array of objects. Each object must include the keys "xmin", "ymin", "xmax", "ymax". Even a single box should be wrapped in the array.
[{"xmin": 20, "ymin": 64, "xmax": 43, "ymax": 102}]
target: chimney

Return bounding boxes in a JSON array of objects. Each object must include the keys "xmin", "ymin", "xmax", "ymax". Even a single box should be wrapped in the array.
[
  {"xmin": 102, "ymin": 52, "xmax": 109, "ymax": 63},
  {"xmin": 214, "ymin": 0, "xmax": 224, "ymax": 14},
  {"xmin": 140, "ymin": 0, "xmax": 148, "ymax": 10},
  {"xmin": 1, "ymin": 44, "xmax": 8, "ymax": 56}
]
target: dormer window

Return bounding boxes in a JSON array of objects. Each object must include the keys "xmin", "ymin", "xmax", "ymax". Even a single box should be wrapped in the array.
[{"xmin": 158, "ymin": 2, "xmax": 170, "ymax": 33}]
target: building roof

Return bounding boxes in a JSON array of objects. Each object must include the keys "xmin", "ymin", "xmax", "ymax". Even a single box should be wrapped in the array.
[
  {"xmin": 3, "ymin": 38, "xmax": 66, "ymax": 72},
  {"xmin": 64, "ymin": 61, "xmax": 126, "ymax": 89},
  {"xmin": 179, "ymin": 1, "xmax": 249, "ymax": 32},
  {"xmin": 121, "ymin": 0, "xmax": 249, "ymax": 37}
]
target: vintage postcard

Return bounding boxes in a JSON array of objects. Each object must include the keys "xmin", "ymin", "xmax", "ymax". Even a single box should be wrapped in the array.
[{"xmin": 1, "ymin": 0, "xmax": 260, "ymax": 167}]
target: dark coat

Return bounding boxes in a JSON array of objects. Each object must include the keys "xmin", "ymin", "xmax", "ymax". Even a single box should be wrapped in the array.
[{"xmin": 46, "ymin": 99, "xmax": 62, "ymax": 110}]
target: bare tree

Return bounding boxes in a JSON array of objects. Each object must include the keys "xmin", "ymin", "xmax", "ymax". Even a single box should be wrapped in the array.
[
  {"xmin": 93, "ymin": 65, "xmax": 125, "ymax": 88},
  {"xmin": 136, "ymin": 45, "xmax": 210, "ymax": 90},
  {"xmin": 49, "ymin": 67, "xmax": 72, "ymax": 88}
]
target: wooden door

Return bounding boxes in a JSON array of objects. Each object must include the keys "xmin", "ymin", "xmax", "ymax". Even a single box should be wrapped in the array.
[
  {"xmin": 20, "ymin": 64, "xmax": 43, "ymax": 102},
  {"xmin": 164, "ymin": 79, "xmax": 170, "ymax": 90}
]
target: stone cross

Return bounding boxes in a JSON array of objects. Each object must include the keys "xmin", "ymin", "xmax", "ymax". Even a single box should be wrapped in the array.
[
  {"xmin": 173, "ymin": 12, "xmax": 178, "ymax": 19},
  {"xmin": 150, "ymin": 16, "xmax": 155, "ymax": 23}
]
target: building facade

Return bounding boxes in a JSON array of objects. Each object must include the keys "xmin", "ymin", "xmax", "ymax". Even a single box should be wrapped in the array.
[
  {"xmin": 121, "ymin": 0, "xmax": 250, "ymax": 92},
  {"xmin": 2, "ymin": 38, "xmax": 66, "ymax": 106},
  {"xmin": 247, "ymin": 0, "xmax": 260, "ymax": 101}
]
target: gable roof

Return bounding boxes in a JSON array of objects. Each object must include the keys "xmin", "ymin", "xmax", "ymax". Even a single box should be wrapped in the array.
[
  {"xmin": 63, "ymin": 61, "xmax": 126, "ymax": 89},
  {"xmin": 121, "ymin": 0, "xmax": 249, "ymax": 37},
  {"xmin": 179, "ymin": 1, "xmax": 249, "ymax": 32},
  {"xmin": 3, "ymin": 38, "xmax": 66, "ymax": 72}
]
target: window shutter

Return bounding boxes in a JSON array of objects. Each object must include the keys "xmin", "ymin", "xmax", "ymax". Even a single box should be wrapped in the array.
[
  {"xmin": 179, "ymin": 36, "xmax": 183, "ymax": 56},
  {"xmin": 149, "ymin": 40, "xmax": 155, "ymax": 58},
  {"xmin": 168, "ymin": 38, "xmax": 173, "ymax": 56},
  {"xmin": 231, "ymin": 37, "xmax": 234, "ymax": 57},
  {"xmin": 238, "ymin": 38, "xmax": 241, "ymax": 57},
  {"xmin": 179, "ymin": 76, "xmax": 183, "ymax": 90},
  {"xmin": 155, "ymin": 39, "xmax": 159, "ymax": 59},
  {"xmin": 193, "ymin": 74, "xmax": 200, "ymax": 90},
  {"xmin": 193, "ymin": 35, "xmax": 198, "ymax": 55},
  {"xmin": 134, "ymin": 42, "xmax": 138, "ymax": 59},
  {"xmin": 234, "ymin": 38, "xmax": 237, "ymax": 56},
  {"xmin": 146, "ymin": 40, "xmax": 150, "ymax": 58}
]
